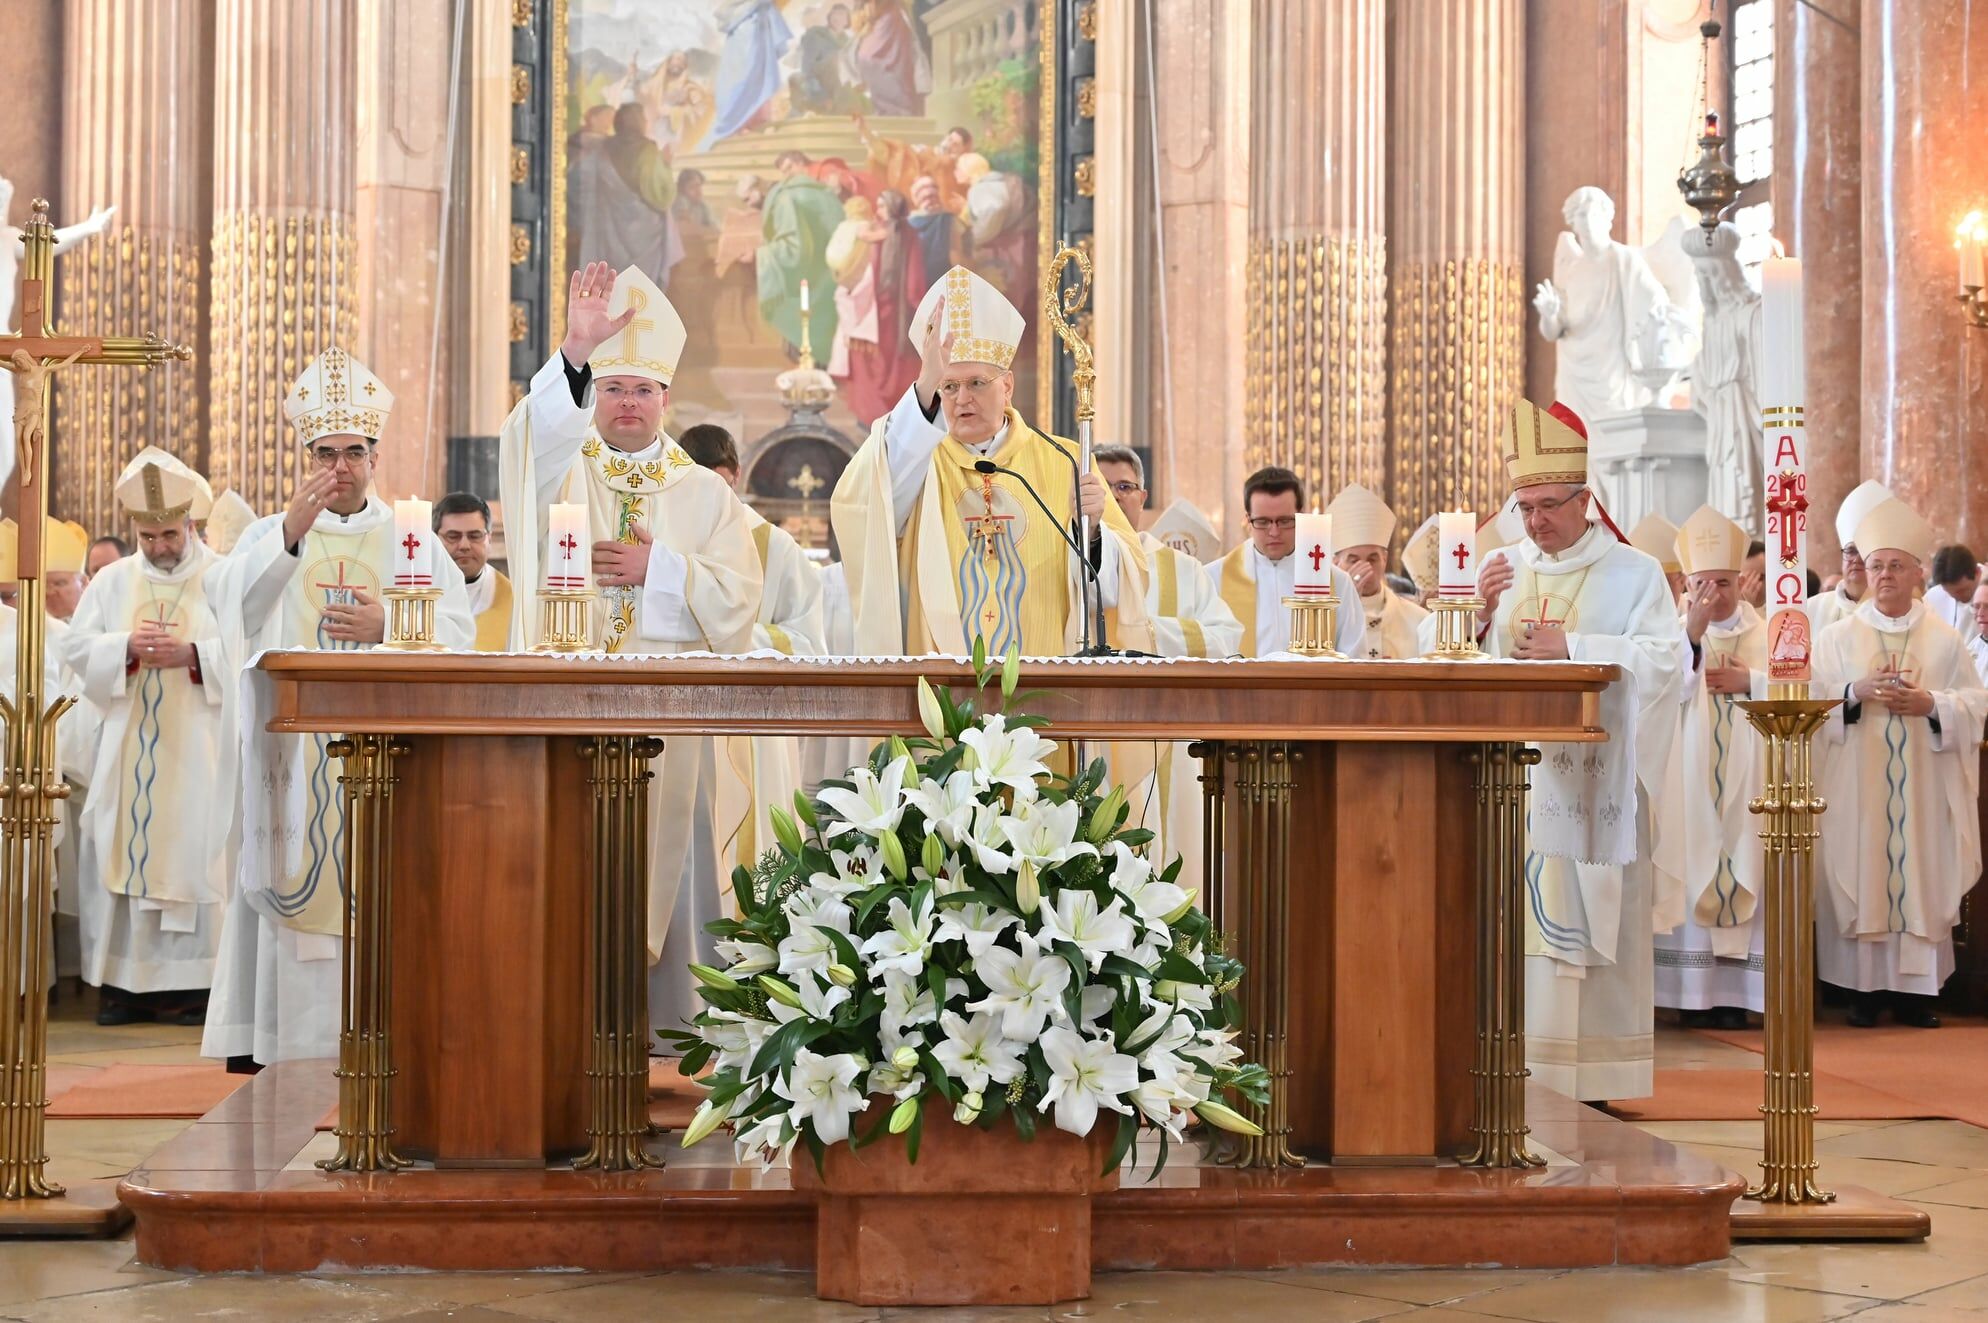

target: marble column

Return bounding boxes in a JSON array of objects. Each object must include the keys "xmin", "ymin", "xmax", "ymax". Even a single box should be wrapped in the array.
[
  {"xmin": 444, "ymin": 0, "xmax": 514, "ymax": 489},
  {"xmin": 1776, "ymin": 0, "xmax": 1859, "ymax": 561},
  {"xmin": 1385, "ymin": 0, "xmax": 1526, "ymax": 544},
  {"xmin": 356, "ymin": 0, "xmax": 454, "ymax": 503},
  {"xmin": 55, "ymin": 0, "xmax": 211, "ymax": 535},
  {"xmin": 1244, "ymin": 0, "xmax": 1387, "ymax": 508},
  {"xmin": 1860, "ymin": 0, "xmax": 1988, "ymax": 546},
  {"xmin": 208, "ymin": 0, "xmax": 359, "ymax": 517}
]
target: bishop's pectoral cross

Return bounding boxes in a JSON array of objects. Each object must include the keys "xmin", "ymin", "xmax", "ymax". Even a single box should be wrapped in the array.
[
  {"xmin": 0, "ymin": 199, "xmax": 190, "ymax": 1205},
  {"xmin": 315, "ymin": 560, "xmax": 363, "ymax": 608}
]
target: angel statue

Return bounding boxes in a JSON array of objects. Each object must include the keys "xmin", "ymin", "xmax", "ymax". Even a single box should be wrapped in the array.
[{"xmin": 1532, "ymin": 187, "xmax": 1682, "ymax": 424}]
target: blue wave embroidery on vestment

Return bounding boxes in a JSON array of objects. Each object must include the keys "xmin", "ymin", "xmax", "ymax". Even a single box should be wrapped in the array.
[
  {"xmin": 1882, "ymin": 712, "xmax": 1910, "ymax": 934},
  {"xmin": 121, "ymin": 668, "xmax": 166, "ymax": 897}
]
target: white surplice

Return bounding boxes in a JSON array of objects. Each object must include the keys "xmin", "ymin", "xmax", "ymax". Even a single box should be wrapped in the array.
[
  {"xmin": 1424, "ymin": 524, "xmax": 1684, "ymax": 1101},
  {"xmin": 1652, "ymin": 604, "xmax": 1768, "ymax": 1012},
  {"xmin": 1814, "ymin": 601, "xmax": 1988, "ymax": 995},
  {"xmin": 58, "ymin": 546, "xmax": 228, "ymax": 994},
  {"xmin": 203, "ymin": 498, "xmax": 474, "ymax": 1064}
]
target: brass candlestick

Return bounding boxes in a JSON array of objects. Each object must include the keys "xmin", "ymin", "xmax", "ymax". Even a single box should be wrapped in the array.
[
  {"xmin": 1424, "ymin": 597, "xmax": 1489, "ymax": 661},
  {"xmin": 1281, "ymin": 594, "xmax": 1343, "ymax": 659},
  {"xmin": 377, "ymin": 588, "xmax": 445, "ymax": 651},
  {"xmin": 533, "ymin": 587, "xmax": 597, "ymax": 653}
]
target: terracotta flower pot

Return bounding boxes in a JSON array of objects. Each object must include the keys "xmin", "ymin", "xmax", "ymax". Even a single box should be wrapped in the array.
[{"xmin": 791, "ymin": 1109, "xmax": 1120, "ymax": 1306}]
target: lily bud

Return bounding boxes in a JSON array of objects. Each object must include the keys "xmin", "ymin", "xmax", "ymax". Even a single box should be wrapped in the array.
[
  {"xmin": 954, "ymin": 1091, "xmax": 984, "ymax": 1125},
  {"xmin": 921, "ymin": 832, "xmax": 945, "ymax": 878},
  {"xmin": 916, "ymin": 676, "xmax": 947, "ymax": 740},
  {"xmin": 889, "ymin": 1096, "xmax": 920, "ymax": 1134},
  {"xmin": 879, "ymin": 831, "xmax": 909, "ymax": 881},
  {"xmin": 1193, "ymin": 1100, "xmax": 1265, "ymax": 1137},
  {"xmin": 1015, "ymin": 860, "xmax": 1041, "ymax": 915},
  {"xmin": 1153, "ymin": 979, "xmax": 1182, "ymax": 1003},
  {"xmin": 1163, "ymin": 894, "xmax": 1197, "ymax": 926},
  {"xmin": 689, "ymin": 963, "xmax": 742, "ymax": 994},
  {"xmin": 1000, "ymin": 644, "xmax": 1021, "ymax": 700},
  {"xmin": 792, "ymin": 789, "xmax": 818, "ymax": 829},
  {"xmin": 888, "ymin": 734, "xmax": 912, "ymax": 763},
  {"xmin": 891, "ymin": 1044, "xmax": 920, "ymax": 1072},
  {"xmin": 757, "ymin": 975, "xmax": 805, "ymax": 1010},
  {"xmin": 770, "ymin": 807, "xmax": 804, "ymax": 856},
  {"xmin": 826, "ymin": 963, "xmax": 858, "ymax": 988},
  {"xmin": 1087, "ymin": 786, "xmax": 1128, "ymax": 844},
  {"xmin": 679, "ymin": 1098, "xmax": 730, "ymax": 1148}
]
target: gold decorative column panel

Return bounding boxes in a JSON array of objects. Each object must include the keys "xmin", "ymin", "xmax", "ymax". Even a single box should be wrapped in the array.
[
  {"xmin": 55, "ymin": 0, "xmax": 210, "ymax": 532},
  {"xmin": 209, "ymin": 0, "xmax": 359, "ymax": 516},
  {"xmin": 1462, "ymin": 742, "xmax": 1543, "ymax": 1169},
  {"xmin": 1244, "ymin": 0, "xmax": 1387, "ymax": 503},
  {"xmin": 1386, "ymin": 0, "xmax": 1525, "ymax": 542}
]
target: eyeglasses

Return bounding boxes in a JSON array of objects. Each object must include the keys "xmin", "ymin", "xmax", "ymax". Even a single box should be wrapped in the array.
[
  {"xmin": 1514, "ymin": 488, "xmax": 1588, "ymax": 519},
  {"xmin": 938, "ymin": 376, "xmax": 1001, "ymax": 398},
  {"xmin": 311, "ymin": 445, "xmax": 372, "ymax": 469},
  {"xmin": 1107, "ymin": 481, "xmax": 1143, "ymax": 495},
  {"xmin": 1247, "ymin": 516, "xmax": 1297, "ymax": 532},
  {"xmin": 1866, "ymin": 558, "xmax": 1917, "ymax": 576}
]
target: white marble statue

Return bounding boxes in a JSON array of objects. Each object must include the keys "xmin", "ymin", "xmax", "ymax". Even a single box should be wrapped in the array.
[
  {"xmin": 0, "ymin": 176, "xmax": 117, "ymax": 491},
  {"xmin": 1532, "ymin": 187, "xmax": 1678, "ymax": 425},
  {"xmin": 1682, "ymin": 222, "xmax": 1764, "ymax": 539}
]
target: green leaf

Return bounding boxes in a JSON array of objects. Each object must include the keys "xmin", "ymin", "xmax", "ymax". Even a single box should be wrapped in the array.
[
  {"xmin": 1103, "ymin": 1110, "xmax": 1138, "ymax": 1178},
  {"xmin": 1012, "ymin": 1101, "xmax": 1037, "ymax": 1141},
  {"xmin": 824, "ymin": 926, "xmax": 864, "ymax": 973},
  {"xmin": 677, "ymin": 1041, "xmax": 715, "ymax": 1077},
  {"xmin": 855, "ymin": 882, "xmax": 902, "ymax": 929},
  {"xmin": 919, "ymin": 1049, "xmax": 960, "ymax": 1102},
  {"xmin": 1099, "ymin": 954, "xmax": 1156, "ymax": 982},
  {"xmin": 905, "ymin": 1097, "xmax": 926, "ymax": 1163},
  {"xmin": 747, "ymin": 1014, "xmax": 831, "ymax": 1079},
  {"xmin": 732, "ymin": 864, "xmax": 757, "ymax": 912},
  {"xmin": 804, "ymin": 1129, "xmax": 827, "ymax": 1179}
]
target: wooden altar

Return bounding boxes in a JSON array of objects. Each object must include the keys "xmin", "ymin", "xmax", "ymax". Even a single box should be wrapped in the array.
[{"xmin": 119, "ymin": 654, "xmax": 1741, "ymax": 1270}]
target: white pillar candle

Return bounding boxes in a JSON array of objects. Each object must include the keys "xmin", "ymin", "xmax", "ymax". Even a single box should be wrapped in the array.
[
  {"xmin": 1437, "ymin": 511, "xmax": 1477, "ymax": 597},
  {"xmin": 1759, "ymin": 255, "xmax": 1809, "ymax": 686},
  {"xmin": 800, "ymin": 278, "xmax": 811, "ymax": 314},
  {"xmin": 545, "ymin": 502, "xmax": 590, "ymax": 591},
  {"xmin": 392, "ymin": 497, "xmax": 433, "ymax": 588},
  {"xmin": 1960, "ymin": 216, "xmax": 1987, "ymax": 291},
  {"xmin": 1292, "ymin": 512, "xmax": 1334, "ymax": 595}
]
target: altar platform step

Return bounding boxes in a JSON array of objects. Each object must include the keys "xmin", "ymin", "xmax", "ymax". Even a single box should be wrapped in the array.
[{"xmin": 118, "ymin": 1063, "xmax": 1740, "ymax": 1273}]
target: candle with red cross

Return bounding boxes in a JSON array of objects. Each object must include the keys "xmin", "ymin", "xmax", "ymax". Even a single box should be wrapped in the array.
[
  {"xmin": 1437, "ymin": 511, "xmax": 1476, "ymax": 598},
  {"xmin": 546, "ymin": 502, "xmax": 590, "ymax": 591},
  {"xmin": 1292, "ymin": 513, "xmax": 1334, "ymax": 598},
  {"xmin": 1760, "ymin": 256, "xmax": 1809, "ymax": 686},
  {"xmin": 392, "ymin": 498, "xmax": 434, "ymax": 588}
]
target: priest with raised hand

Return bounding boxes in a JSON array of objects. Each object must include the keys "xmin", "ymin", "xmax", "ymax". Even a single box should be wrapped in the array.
[
  {"xmin": 1328, "ymin": 482, "xmax": 1426, "ymax": 659},
  {"xmin": 1435, "ymin": 399, "xmax": 1684, "ymax": 1102},
  {"xmin": 830, "ymin": 265, "xmax": 1152, "ymax": 657},
  {"xmin": 1814, "ymin": 496, "xmax": 1988, "ymax": 1029},
  {"xmin": 1652, "ymin": 506, "xmax": 1766, "ymax": 1028},
  {"xmin": 203, "ymin": 349, "xmax": 475, "ymax": 1069},
  {"xmin": 497, "ymin": 261, "xmax": 761, "ymax": 1038},
  {"xmin": 58, "ymin": 449, "xmax": 228, "ymax": 1026},
  {"xmin": 1810, "ymin": 479, "xmax": 1890, "ymax": 632},
  {"xmin": 1208, "ymin": 467, "xmax": 1364, "ymax": 657}
]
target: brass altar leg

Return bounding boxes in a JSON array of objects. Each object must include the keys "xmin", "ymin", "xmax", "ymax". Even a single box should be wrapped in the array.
[
  {"xmin": 1741, "ymin": 696, "xmax": 1837, "ymax": 1205},
  {"xmin": 1461, "ymin": 742, "xmax": 1545, "ymax": 1169},
  {"xmin": 319, "ymin": 735, "xmax": 413, "ymax": 1173},
  {"xmin": 0, "ymin": 610, "xmax": 75, "ymax": 1199},
  {"xmin": 577, "ymin": 736, "xmax": 665, "ymax": 1171},
  {"xmin": 1215, "ymin": 741, "xmax": 1305, "ymax": 1170}
]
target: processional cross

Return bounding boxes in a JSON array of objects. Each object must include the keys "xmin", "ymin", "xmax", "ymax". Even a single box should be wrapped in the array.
[{"xmin": 0, "ymin": 199, "xmax": 189, "ymax": 1208}]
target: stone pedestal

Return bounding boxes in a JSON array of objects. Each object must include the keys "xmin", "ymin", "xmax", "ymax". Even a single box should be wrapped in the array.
[{"xmin": 1587, "ymin": 407, "xmax": 1709, "ymax": 529}]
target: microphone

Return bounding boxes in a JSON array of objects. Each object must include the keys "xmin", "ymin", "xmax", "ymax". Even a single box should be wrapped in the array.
[{"xmin": 971, "ymin": 458, "xmax": 1140, "ymax": 658}]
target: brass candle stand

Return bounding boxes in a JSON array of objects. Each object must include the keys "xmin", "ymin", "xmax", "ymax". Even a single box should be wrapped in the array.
[
  {"xmin": 1424, "ymin": 597, "xmax": 1489, "ymax": 661},
  {"xmin": 1281, "ymin": 594, "xmax": 1343, "ymax": 659},
  {"xmin": 377, "ymin": 588, "xmax": 446, "ymax": 651},
  {"xmin": 533, "ymin": 587, "xmax": 598, "ymax": 653},
  {"xmin": 1728, "ymin": 686, "xmax": 1928, "ymax": 1240}
]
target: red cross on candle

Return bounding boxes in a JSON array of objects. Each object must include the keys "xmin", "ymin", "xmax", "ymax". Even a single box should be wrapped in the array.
[
  {"xmin": 401, "ymin": 532, "xmax": 422, "ymax": 560},
  {"xmin": 1451, "ymin": 541, "xmax": 1469, "ymax": 571},
  {"xmin": 558, "ymin": 532, "xmax": 578, "ymax": 558},
  {"xmin": 1308, "ymin": 544, "xmax": 1326, "ymax": 572},
  {"xmin": 1766, "ymin": 473, "xmax": 1808, "ymax": 563}
]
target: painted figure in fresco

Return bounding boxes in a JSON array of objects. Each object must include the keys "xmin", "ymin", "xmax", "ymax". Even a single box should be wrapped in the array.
[{"xmin": 707, "ymin": 0, "xmax": 793, "ymax": 147}]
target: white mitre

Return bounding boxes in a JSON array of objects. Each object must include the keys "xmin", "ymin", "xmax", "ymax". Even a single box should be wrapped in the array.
[
  {"xmin": 1326, "ymin": 482, "xmax": 1396, "ymax": 552},
  {"xmin": 908, "ymin": 265, "xmax": 1026, "ymax": 371},
  {"xmin": 113, "ymin": 445, "xmax": 213, "ymax": 522},
  {"xmin": 1402, "ymin": 514, "xmax": 1440, "ymax": 597},
  {"xmin": 1675, "ymin": 504, "xmax": 1748, "ymax": 576},
  {"xmin": 284, "ymin": 347, "xmax": 394, "ymax": 443},
  {"xmin": 205, "ymin": 489, "xmax": 258, "ymax": 554},
  {"xmin": 589, "ymin": 265, "xmax": 687, "ymax": 385},
  {"xmin": 1149, "ymin": 499, "xmax": 1221, "ymax": 563},
  {"xmin": 1835, "ymin": 478, "xmax": 1893, "ymax": 550},
  {"xmin": 1853, "ymin": 497, "xmax": 1935, "ymax": 566},
  {"xmin": 1628, "ymin": 513, "xmax": 1682, "ymax": 574}
]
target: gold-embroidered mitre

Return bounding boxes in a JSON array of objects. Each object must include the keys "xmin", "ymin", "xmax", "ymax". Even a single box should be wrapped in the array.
[
  {"xmin": 1628, "ymin": 513, "xmax": 1682, "ymax": 573},
  {"xmin": 1402, "ymin": 514, "xmax": 1440, "ymax": 597},
  {"xmin": 1853, "ymin": 497, "xmax": 1935, "ymax": 566},
  {"xmin": 1326, "ymin": 482, "xmax": 1396, "ymax": 551},
  {"xmin": 589, "ymin": 265, "xmax": 687, "ymax": 386},
  {"xmin": 285, "ymin": 348, "xmax": 395, "ymax": 444},
  {"xmin": 45, "ymin": 519, "xmax": 88, "ymax": 574},
  {"xmin": 1675, "ymin": 505, "xmax": 1748, "ymax": 576},
  {"xmin": 1834, "ymin": 478, "xmax": 1893, "ymax": 551},
  {"xmin": 114, "ymin": 445, "xmax": 214, "ymax": 523},
  {"xmin": 909, "ymin": 265, "xmax": 1026, "ymax": 371},
  {"xmin": 1502, "ymin": 399, "xmax": 1589, "ymax": 491}
]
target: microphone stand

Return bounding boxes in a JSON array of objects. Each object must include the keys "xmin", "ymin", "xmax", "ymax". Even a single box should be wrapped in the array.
[{"xmin": 970, "ymin": 460, "xmax": 1142, "ymax": 662}]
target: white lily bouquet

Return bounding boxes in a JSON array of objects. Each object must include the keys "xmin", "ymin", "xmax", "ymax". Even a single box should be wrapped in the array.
[{"xmin": 664, "ymin": 645, "xmax": 1269, "ymax": 1176}]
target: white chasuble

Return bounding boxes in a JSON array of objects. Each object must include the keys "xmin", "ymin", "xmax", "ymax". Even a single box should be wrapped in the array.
[
  {"xmin": 1814, "ymin": 602, "xmax": 1988, "ymax": 995},
  {"xmin": 1653, "ymin": 605, "xmax": 1768, "ymax": 1012},
  {"xmin": 500, "ymin": 352, "xmax": 762, "ymax": 1043},
  {"xmin": 1355, "ymin": 588, "xmax": 1429, "ymax": 661},
  {"xmin": 58, "ymin": 546, "xmax": 228, "ymax": 993},
  {"xmin": 1438, "ymin": 524, "xmax": 1684, "ymax": 1101},
  {"xmin": 202, "ymin": 499, "xmax": 473, "ymax": 1065}
]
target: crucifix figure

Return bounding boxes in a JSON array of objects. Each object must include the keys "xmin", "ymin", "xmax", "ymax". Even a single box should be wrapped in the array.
[{"xmin": 0, "ymin": 199, "xmax": 189, "ymax": 1210}]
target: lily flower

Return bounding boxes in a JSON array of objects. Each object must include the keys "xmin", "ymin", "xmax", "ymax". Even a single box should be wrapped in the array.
[
  {"xmin": 963, "ymin": 802, "xmax": 1019, "ymax": 875},
  {"xmin": 930, "ymin": 1010, "xmax": 1027, "ymax": 1094},
  {"xmin": 714, "ymin": 937, "xmax": 777, "ymax": 977},
  {"xmin": 818, "ymin": 754, "xmax": 912, "ymax": 842},
  {"xmin": 959, "ymin": 712, "xmax": 1056, "ymax": 793},
  {"xmin": 806, "ymin": 843, "xmax": 883, "ymax": 898},
  {"xmin": 1001, "ymin": 798, "xmax": 1098, "ymax": 878},
  {"xmin": 1037, "ymin": 1026, "xmax": 1137, "ymax": 1137},
  {"xmin": 879, "ymin": 970, "xmax": 939, "ymax": 1038},
  {"xmin": 1036, "ymin": 888, "xmax": 1135, "ymax": 972},
  {"xmin": 859, "ymin": 891, "xmax": 936, "ymax": 982},
  {"xmin": 933, "ymin": 900, "xmax": 1020, "ymax": 960},
  {"xmin": 1106, "ymin": 840, "xmax": 1191, "ymax": 927},
  {"xmin": 968, "ymin": 934, "xmax": 1072, "ymax": 1040},
  {"xmin": 768, "ymin": 970, "xmax": 850, "ymax": 1025},
  {"xmin": 903, "ymin": 770, "xmax": 981, "ymax": 846},
  {"xmin": 773, "ymin": 1048, "xmax": 868, "ymax": 1145}
]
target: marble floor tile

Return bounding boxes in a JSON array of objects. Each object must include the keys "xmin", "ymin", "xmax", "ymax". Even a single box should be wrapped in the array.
[
  {"xmin": 1817, "ymin": 1121, "xmax": 1988, "ymax": 1171},
  {"xmin": 1680, "ymin": 1142, "xmax": 1971, "ymax": 1198},
  {"xmin": 1901, "ymin": 1268, "xmax": 1988, "ymax": 1310},
  {"xmin": 1457, "ymin": 1268, "xmax": 1874, "ymax": 1322},
  {"xmin": 1723, "ymin": 1238, "xmax": 1988, "ymax": 1300},
  {"xmin": 313, "ymin": 1273, "xmax": 638, "ymax": 1308},
  {"xmin": 480, "ymin": 1272, "xmax": 879, "ymax": 1322},
  {"xmin": 1901, "ymin": 1172, "xmax": 1988, "ymax": 1207},
  {"xmin": 1075, "ymin": 1273, "xmax": 1417, "ymax": 1320},
  {"xmin": 0, "ymin": 1239, "xmax": 176, "ymax": 1309},
  {"xmin": 7, "ymin": 1275, "xmax": 434, "ymax": 1323},
  {"xmin": 1831, "ymin": 1307, "xmax": 1988, "ymax": 1323},
  {"xmin": 42, "ymin": 1118, "xmax": 195, "ymax": 1171},
  {"xmin": 1238, "ymin": 1269, "xmax": 1558, "ymax": 1307}
]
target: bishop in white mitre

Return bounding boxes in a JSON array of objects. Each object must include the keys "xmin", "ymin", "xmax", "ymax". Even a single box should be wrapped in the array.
[
  {"xmin": 1208, "ymin": 467, "xmax": 1364, "ymax": 657},
  {"xmin": 1651, "ymin": 506, "xmax": 1767, "ymax": 1024},
  {"xmin": 1328, "ymin": 482, "xmax": 1427, "ymax": 659},
  {"xmin": 1433, "ymin": 399, "xmax": 1684, "ymax": 1101},
  {"xmin": 1810, "ymin": 479, "xmax": 1890, "ymax": 634},
  {"xmin": 497, "ymin": 262, "xmax": 761, "ymax": 1038},
  {"xmin": 831, "ymin": 265, "xmax": 1152, "ymax": 659},
  {"xmin": 58, "ymin": 449, "xmax": 228, "ymax": 1023},
  {"xmin": 1814, "ymin": 496, "xmax": 1988, "ymax": 1029},
  {"xmin": 1628, "ymin": 513, "xmax": 1685, "ymax": 605},
  {"xmin": 203, "ymin": 349, "xmax": 474, "ymax": 1067}
]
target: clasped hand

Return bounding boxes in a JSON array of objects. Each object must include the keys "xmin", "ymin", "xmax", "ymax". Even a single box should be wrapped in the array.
[
  {"xmin": 128, "ymin": 621, "xmax": 194, "ymax": 669},
  {"xmin": 321, "ymin": 589, "xmax": 386, "ymax": 644},
  {"xmin": 594, "ymin": 524, "xmax": 654, "ymax": 587},
  {"xmin": 1853, "ymin": 671, "xmax": 1935, "ymax": 718}
]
